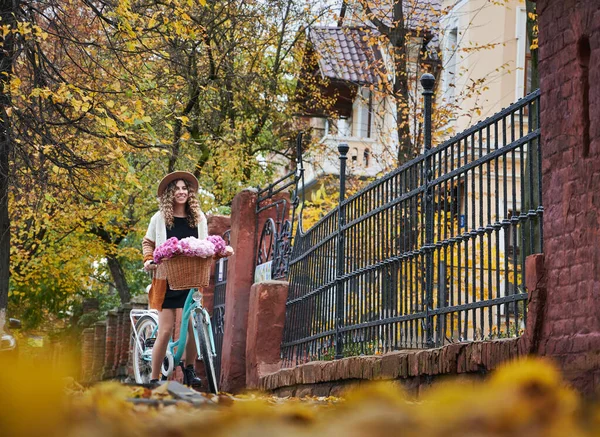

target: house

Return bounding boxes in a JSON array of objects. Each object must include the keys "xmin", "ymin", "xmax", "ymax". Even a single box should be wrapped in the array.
[
  {"xmin": 294, "ymin": 0, "xmax": 443, "ymax": 195},
  {"xmin": 294, "ymin": 26, "xmax": 396, "ymax": 194},
  {"xmin": 438, "ymin": 0, "xmax": 534, "ymax": 132}
]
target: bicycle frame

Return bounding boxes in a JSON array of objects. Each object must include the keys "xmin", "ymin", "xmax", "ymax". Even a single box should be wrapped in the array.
[
  {"xmin": 130, "ymin": 308, "xmax": 158, "ymax": 357},
  {"xmin": 131, "ymin": 289, "xmax": 217, "ymax": 373}
]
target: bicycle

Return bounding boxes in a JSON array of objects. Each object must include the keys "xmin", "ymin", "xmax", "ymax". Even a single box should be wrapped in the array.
[{"xmin": 130, "ymin": 288, "xmax": 219, "ymax": 394}]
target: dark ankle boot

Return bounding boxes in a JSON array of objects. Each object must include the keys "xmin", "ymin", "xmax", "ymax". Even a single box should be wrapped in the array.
[{"xmin": 182, "ymin": 364, "xmax": 202, "ymax": 387}]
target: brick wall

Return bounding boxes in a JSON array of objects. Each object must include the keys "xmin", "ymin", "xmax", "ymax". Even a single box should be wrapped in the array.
[
  {"xmin": 91, "ymin": 322, "xmax": 106, "ymax": 381},
  {"xmin": 103, "ymin": 311, "xmax": 118, "ymax": 379},
  {"xmin": 261, "ymin": 339, "xmax": 521, "ymax": 397},
  {"xmin": 536, "ymin": 0, "xmax": 600, "ymax": 393},
  {"xmin": 80, "ymin": 328, "xmax": 95, "ymax": 383}
]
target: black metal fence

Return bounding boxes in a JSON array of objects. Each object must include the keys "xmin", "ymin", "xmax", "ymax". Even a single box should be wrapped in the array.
[
  {"xmin": 282, "ymin": 76, "xmax": 542, "ymax": 365},
  {"xmin": 255, "ymin": 135, "xmax": 305, "ymax": 281},
  {"xmin": 212, "ymin": 229, "xmax": 230, "ymax": 383}
]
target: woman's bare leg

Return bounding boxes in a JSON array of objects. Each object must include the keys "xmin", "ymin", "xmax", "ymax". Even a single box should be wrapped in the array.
[
  {"xmin": 151, "ymin": 309, "xmax": 176, "ymax": 380},
  {"xmin": 184, "ymin": 319, "xmax": 198, "ymax": 366}
]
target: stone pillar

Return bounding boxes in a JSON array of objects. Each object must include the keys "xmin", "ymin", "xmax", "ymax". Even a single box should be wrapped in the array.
[
  {"xmin": 92, "ymin": 321, "xmax": 107, "ymax": 381},
  {"xmin": 536, "ymin": 0, "xmax": 600, "ymax": 393},
  {"xmin": 220, "ymin": 189, "xmax": 259, "ymax": 392},
  {"xmin": 81, "ymin": 327, "xmax": 95, "ymax": 383},
  {"xmin": 246, "ymin": 281, "xmax": 289, "ymax": 389},
  {"xmin": 103, "ymin": 311, "xmax": 118, "ymax": 379},
  {"xmin": 220, "ymin": 189, "xmax": 292, "ymax": 392}
]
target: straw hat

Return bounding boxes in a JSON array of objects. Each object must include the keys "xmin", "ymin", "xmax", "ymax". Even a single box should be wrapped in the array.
[{"xmin": 157, "ymin": 171, "xmax": 199, "ymax": 197}]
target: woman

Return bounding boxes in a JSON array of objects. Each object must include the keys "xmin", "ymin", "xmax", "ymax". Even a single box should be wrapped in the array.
[{"xmin": 142, "ymin": 171, "xmax": 207, "ymax": 386}]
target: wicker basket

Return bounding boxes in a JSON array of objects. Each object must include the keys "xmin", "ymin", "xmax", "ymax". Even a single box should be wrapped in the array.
[{"xmin": 164, "ymin": 256, "xmax": 212, "ymax": 290}]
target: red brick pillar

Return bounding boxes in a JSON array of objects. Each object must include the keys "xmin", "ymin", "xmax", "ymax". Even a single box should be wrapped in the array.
[
  {"xmin": 220, "ymin": 189, "xmax": 259, "ymax": 392},
  {"xmin": 518, "ymin": 254, "xmax": 546, "ymax": 356},
  {"xmin": 81, "ymin": 327, "xmax": 95, "ymax": 383},
  {"xmin": 246, "ymin": 281, "xmax": 289, "ymax": 389},
  {"xmin": 220, "ymin": 189, "xmax": 291, "ymax": 392},
  {"xmin": 103, "ymin": 311, "xmax": 118, "ymax": 379},
  {"xmin": 536, "ymin": 0, "xmax": 600, "ymax": 393},
  {"xmin": 92, "ymin": 321, "xmax": 107, "ymax": 381}
]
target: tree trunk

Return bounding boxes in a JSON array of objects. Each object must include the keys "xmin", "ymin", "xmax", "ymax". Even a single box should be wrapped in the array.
[
  {"xmin": 106, "ymin": 255, "xmax": 131, "ymax": 304},
  {"xmin": 90, "ymin": 226, "xmax": 132, "ymax": 304},
  {"xmin": 389, "ymin": 9, "xmax": 412, "ymax": 164},
  {"xmin": 367, "ymin": 1, "xmax": 413, "ymax": 164},
  {"xmin": 0, "ymin": 0, "xmax": 18, "ymax": 315},
  {"xmin": 394, "ymin": 54, "xmax": 412, "ymax": 163}
]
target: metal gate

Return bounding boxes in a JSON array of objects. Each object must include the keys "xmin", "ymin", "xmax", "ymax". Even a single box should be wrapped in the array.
[{"xmin": 211, "ymin": 229, "xmax": 230, "ymax": 383}]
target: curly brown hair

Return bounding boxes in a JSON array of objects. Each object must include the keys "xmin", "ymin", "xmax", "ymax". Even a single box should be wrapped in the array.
[{"xmin": 158, "ymin": 179, "xmax": 202, "ymax": 229}]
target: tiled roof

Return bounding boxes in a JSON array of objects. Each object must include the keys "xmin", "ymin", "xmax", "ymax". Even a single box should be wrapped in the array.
[{"xmin": 308, "ymin": 27, "xmax": 387, "ymax": 85}]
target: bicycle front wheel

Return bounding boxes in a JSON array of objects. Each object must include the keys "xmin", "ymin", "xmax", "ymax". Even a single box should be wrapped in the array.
[
  {"xmin": 133, "ymin": 315, "xmax": 157, "ymax": 384},
  {"xmin": 196, "ymin": 311, "xmax": 218, "ymax": 394}
]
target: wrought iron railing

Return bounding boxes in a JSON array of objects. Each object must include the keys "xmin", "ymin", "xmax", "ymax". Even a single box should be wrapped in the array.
[
  {"xmin": 282, "ymin": 76, "xmax": 542, "ymax": 365},
  {"xmin": 212, "ymin": 229, "xmax": 230, "ymax": 382},
  {"xmin": 255, "ymin": 135, "xmax": 305, "ymax": 281}
]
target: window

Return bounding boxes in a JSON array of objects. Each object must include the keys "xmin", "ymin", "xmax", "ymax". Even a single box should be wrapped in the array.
[
  {"xmin": 524, "ymin": 44, "xmax": 533, "ymax": 95},
  {"xmin": 357, "ymin": 87, "xmax": 373, "ymax": 138},
  {"xmin": 310, "ymin": 117, "xmax": 327, "ymax": 140},
  {"xmin": 516, "ymin": 7, "xmax": 533, "ymax": 100},
  {"xmin": 363, "ymin": 148, "xmax": 370, "ymax": 167},
  {"xmin": 444, "ymin": 27, "xmax": 458, "ymax": 104},
  {"xmin": 328, "ymin": 117, "xmax": 351, "ymax": 137}
]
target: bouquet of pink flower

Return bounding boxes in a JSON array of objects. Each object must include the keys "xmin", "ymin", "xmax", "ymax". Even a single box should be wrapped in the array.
[
  {"xmin": 207, "ymin": 235, "xmax": 235, "ymax": 259},
  {"xmin": 153, "ymin": 236, "xmax": 234, "ymax": 264}
]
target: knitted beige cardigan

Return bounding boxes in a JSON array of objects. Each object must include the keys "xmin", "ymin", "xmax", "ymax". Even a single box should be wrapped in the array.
[{"xmin": 142, "ymin": 210, "xmax": 208, "ymax": 310}]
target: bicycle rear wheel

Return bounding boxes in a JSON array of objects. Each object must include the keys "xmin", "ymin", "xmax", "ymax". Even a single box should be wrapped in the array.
[
  {"xmin": 195, "ymin": 311, "xmax": 218, "ymax": 394},
  {"xmin": 133, "ymin": 315, "xmax": 157, "ymax": 384}
]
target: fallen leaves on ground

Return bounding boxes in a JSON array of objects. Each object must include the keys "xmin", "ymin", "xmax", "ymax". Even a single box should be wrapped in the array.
[{"xmin": 1, "ymin": 355, "xmax": 600, "ymax": 437}]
